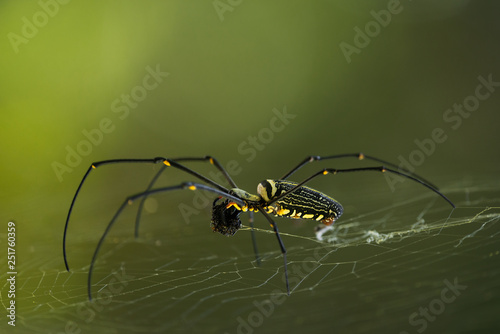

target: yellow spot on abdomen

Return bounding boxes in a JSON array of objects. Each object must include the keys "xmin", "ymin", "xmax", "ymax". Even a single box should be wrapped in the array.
[{"xmin": 277, "ymin": 208, "xmax": 290, "ymax": 216}]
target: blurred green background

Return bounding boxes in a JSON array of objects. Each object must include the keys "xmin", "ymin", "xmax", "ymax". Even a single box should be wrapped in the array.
[{"xmin": 1, "ymin": 1, "xmax": 500, "ymax": 333}]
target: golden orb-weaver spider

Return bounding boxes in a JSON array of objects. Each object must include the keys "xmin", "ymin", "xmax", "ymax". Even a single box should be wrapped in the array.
[{"xmin": 62, "ymin": 153, "xmax": 455, "ymax": 300}]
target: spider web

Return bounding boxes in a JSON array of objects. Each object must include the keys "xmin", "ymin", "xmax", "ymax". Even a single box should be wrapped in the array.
[{"xmin": 1, "ymin": 177, "xmax": 500, "ymax": 334}]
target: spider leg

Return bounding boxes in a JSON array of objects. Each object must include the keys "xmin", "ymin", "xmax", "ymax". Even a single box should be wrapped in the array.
[
  {"xmin": 270, "ymin": 166, "xmax": 455, "ymax": 208},
  {"xmin": 63, "ymin": 158, "xmax": 163, "ymax": 271},
  {"xmin": 86, "ymin": 182, "xmax": 245, "ymax": 301},
  {"xmin": 63, "ymin": 157, "xmax": 230, "ymax": 272},
  {"xmin": 258, "ymin": 209, "xmax": 289, "ymax": 296},
  {"xmin": 131, "ymin": 157, "xmax": 262, "ymax": 268},
  {"xmin": 135, "ymin": 156, "xmax": 238, "ymax": 238},
  {"xmin": 248, "ymin": 211, "xmax": 261, "ymax": 265},
  {"xmin": 135, "ymin": 164, "xmax": 167, "ymax": 238},
  {"xmin": 280, "ymin": 153, "xmax": 438, "ymax": 189}
]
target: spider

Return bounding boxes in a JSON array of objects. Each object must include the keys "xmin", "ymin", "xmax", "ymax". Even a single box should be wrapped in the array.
[{"xmin": 62, "ymin": 153, "xmax": 455, "ymax": 300}]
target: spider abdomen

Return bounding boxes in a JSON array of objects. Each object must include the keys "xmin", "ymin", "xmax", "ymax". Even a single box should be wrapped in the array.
[{"xmin": 258, "ymin": 180, "xmax": 343, "ymax": 225}]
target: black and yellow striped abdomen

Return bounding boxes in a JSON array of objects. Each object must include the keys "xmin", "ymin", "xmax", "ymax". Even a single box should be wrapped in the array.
[{"xmin": 257, "ymin": 180, "xmax": 343, "ymax": 225}]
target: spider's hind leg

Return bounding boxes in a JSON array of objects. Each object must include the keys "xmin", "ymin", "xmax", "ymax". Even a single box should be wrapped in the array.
[
  {"xmin": 248, "ymin": 211, "xmax": 261, "ymax": 266},
  {"xmin": 258, "ymin": 209, "xmax": 290, "ymax": 295}
]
